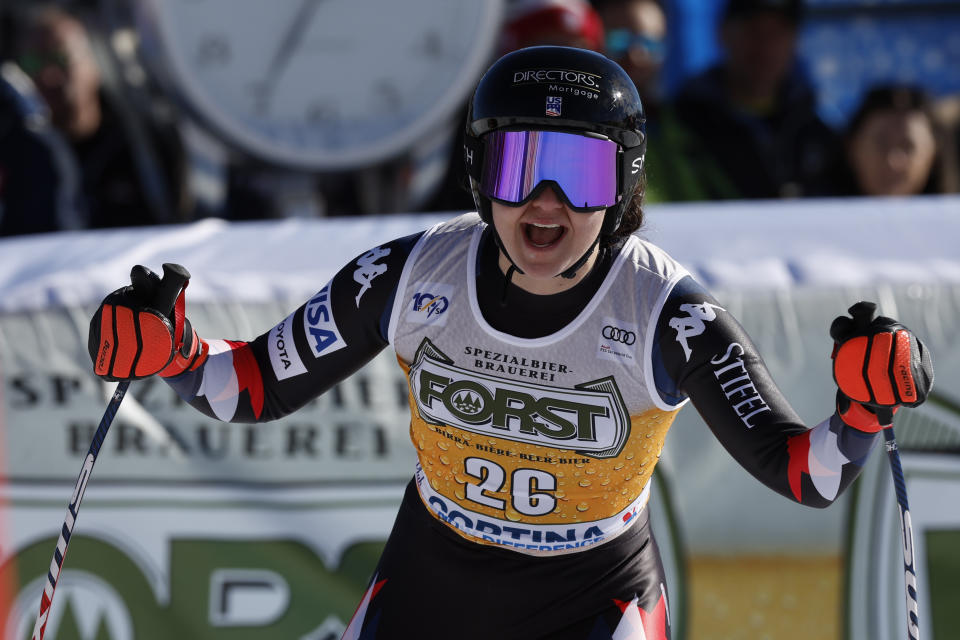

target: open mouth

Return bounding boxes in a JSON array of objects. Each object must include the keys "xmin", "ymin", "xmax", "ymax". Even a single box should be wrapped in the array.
[{"xmin": 523, "ymin": 222, "xmax": 566, "ymax": 248}]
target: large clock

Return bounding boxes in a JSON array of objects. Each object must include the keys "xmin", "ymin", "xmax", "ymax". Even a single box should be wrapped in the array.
[{"xmin": 134, "ymin": 0, "xmax": 504, "ymax": 170}]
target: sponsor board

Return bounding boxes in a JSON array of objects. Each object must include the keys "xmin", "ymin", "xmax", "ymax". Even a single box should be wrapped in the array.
[
  {"xmin": 1, "ymin": 485, "xmax": 401, "ymax": 640},
  {"xmin": 2, "ymin": 349, "xmax": 415, "ymax": 482}
]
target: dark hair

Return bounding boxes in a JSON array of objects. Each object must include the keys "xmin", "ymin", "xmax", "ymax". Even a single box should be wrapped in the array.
[
  {"xmin": 606, "ymin": 169, "xmax": 646, "ymax": 244},
  {"xmin": 847, "ymin": 85, "xmax": 935, "ymax": 139},
  {"xmin": 844, "ymin": 84, "xmax": 946, "ymax": 195}
]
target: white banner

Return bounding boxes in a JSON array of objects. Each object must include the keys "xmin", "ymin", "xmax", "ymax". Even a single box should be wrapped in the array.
[{"xmin": 1, "ymin": 196, "xmax": 959, "ymax": 638}]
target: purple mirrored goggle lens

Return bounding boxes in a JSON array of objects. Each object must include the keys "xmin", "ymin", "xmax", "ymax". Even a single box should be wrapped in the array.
[{"xmin": 479, "ymin": 130, "xmax": 619, "ymax": 211}]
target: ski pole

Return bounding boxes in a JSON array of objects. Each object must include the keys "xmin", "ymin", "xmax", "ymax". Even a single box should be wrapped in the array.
[
  {"xmin": 883, "ymin": 427, "xmax": 919, "ymax": 640},
  {"xmin": 31, "ymin": 263, "xmax": 189, "ymax": 640}
]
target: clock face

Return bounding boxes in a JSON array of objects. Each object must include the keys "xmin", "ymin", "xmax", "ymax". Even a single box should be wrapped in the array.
[{"xmin": 136, "ymin": 0, "xmax": 504, "ymax": 169}]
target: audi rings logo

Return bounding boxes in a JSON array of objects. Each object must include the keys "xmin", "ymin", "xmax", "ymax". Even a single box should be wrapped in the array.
[{"xmin": 602, "ymin": 325, "xmax": 636, "ymax": 345}]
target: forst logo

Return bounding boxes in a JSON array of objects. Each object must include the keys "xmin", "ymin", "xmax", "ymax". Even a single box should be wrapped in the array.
[
  {"xmin": 452, "ymin": 390, "xmax": 482, "ymax": 416},
  {"xmin": 409, "ymin": 339, "xmax": 631, "ymax": 458}
]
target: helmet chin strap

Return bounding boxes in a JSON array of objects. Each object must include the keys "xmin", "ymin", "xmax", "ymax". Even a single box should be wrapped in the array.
[
  {"xmin": 490, "ymin": 230, "xmax": 524, "ymax": 307},
  {"xmin": 490, "ymin": 224, "xmax": 602, "ymax": 306},
  {"xmin": 557, "ymin": 233, "xmax": 601, "ymax": 280}
]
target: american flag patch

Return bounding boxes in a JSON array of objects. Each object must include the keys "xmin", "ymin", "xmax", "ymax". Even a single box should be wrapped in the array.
[{"xmin": 546, "ymin": 96, "xmax": 562, "ymax": 117}]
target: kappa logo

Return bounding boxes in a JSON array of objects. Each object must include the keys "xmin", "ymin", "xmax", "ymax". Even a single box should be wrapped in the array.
[
  {"xmin": 353, "ymin": 246, "xmax": 391, "ymax": 307},
  {"xmin": 669, "ymin": 302, "xmax": 724, "ymax": 361}
]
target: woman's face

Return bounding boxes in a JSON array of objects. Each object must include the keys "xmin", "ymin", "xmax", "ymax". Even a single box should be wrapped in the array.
[
  {"xmin": 848, "ymin": 108, "xmax": 937, "ymax": 196},
  {"xmin": 491, "ymin": 186, "xmax": 606, "ymax": 295}
]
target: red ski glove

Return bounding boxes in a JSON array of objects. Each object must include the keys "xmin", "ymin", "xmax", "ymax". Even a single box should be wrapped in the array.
[
  {"xmin": 88, "ymin": 263, "xmax": 207, "ymax": 380},
  {"xmin": 830, "ymin": 301, "xmax": 933, "ymax": 432}
]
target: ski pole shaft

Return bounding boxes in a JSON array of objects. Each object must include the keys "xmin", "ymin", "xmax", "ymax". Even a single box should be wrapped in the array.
[
  {"xmin": 30, "ymin": 379, "xmax": 130, "ymax": 640},
  {"xmin": 883, "ymin": 427, "xmax": 920, "ymax": 640}
]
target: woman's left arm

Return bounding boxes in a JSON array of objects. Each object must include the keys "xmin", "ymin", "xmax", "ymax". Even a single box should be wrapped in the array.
[{"xmin": 650, "ymin": 277, "xmax": 932, "ymax": 508}]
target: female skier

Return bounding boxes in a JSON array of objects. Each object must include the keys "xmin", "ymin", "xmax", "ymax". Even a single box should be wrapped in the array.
[{"xmin": 88, "ymin": 46, "xmax": 933, "ymax": 639}]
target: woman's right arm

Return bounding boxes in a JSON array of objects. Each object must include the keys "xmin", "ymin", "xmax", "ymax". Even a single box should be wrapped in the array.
[{"xmin": 90, "ymin": 232, "xmax": 424, "ymax": 423}]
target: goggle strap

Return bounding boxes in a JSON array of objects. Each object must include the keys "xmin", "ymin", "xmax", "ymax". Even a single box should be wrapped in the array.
[
  {"xmin": 463, "ymin": 134, "xmax": 483, "ymax": 181},
  {"xmin": 622, "ymin": 145, "xmax": 645, "ymax": 184}
]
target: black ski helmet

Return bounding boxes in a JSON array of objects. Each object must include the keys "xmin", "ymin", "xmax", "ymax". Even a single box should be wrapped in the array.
[{"xmin": 463, "ymin": 46, "xmax": 646, "ymax": 238}]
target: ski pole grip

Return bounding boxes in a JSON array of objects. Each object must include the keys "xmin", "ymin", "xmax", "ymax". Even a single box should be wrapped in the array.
[{"xmin": 153, "ymin": 263, "xmax": 191, "ymax": 316}]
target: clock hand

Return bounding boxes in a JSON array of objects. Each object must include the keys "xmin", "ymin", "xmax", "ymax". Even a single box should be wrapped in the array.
[{"xmin": 255, "ymin": 0, "xmax": 323, "ymax": 113}]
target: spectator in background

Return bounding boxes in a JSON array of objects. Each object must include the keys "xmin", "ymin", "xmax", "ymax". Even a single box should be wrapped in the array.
[
  {"xmin": 841, "ymin": 85, "xmax": 950, "ymax": 197},
  {"xmin": 594, "ymin": 0, "xmax": 738, "ymax": 201},
  {"xmin": 500, "ymin": 0, "xmax": 605, "ymax": 52},
  {"xmin": 672, "ymin": 0, "xmax": 840, "ymax": 199},
  {"xmin": 934, "ymin": 94, "xmax": 960, "ymax": 194},
  {"xmin": 424, "ymin": 0, "xmax": 607, "ymax": 213},
  {"xmin": 593, "ymin": 0, "xmax": 664, "ymax": 106},
  {"xmin": 15, "ymin": 5, "xmax": 190, "ymax": 230},
  {"xmin": 0, "ymin": 60, "xmax": 83, "ymax": 236}
]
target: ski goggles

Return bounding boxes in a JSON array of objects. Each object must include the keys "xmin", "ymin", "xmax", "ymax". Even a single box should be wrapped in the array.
[{"xmin": 475, "ymin": 130, "xmax": 620, "ymax": 212}]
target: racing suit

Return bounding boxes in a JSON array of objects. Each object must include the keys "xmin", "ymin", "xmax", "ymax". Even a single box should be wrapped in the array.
[{"xmin": 165, "ymin": 213, "xmax": 878, "ymax": 639}]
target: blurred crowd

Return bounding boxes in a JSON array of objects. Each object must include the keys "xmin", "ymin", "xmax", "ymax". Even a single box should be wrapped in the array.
[{"xmin": 1, "ymin": 0, "xmax": 958, "ymax": 237}]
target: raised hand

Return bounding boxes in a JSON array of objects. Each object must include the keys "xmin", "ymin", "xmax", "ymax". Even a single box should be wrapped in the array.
[{"xmin": 830, "ymin": 301, "xmax": 933, "ymax": 431}]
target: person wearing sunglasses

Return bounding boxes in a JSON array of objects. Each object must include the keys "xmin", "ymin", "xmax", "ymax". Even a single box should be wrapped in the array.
[
  {"xmin": 87, "ymin": 46, "xmax": 933, "ymax": 639},
  {"xmin": 593, "ymin": 0, "xmax": 738, "ymax": 203},
  {"xmin": 14, "ymin": 5, "xmax": 190, "ymax": 230},
  {"xmin": 594, "ymin": 0, "xmax": 667, "ymax": 105}
]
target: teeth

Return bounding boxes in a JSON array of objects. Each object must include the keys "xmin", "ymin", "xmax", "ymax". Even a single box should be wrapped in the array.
[{"xmin": 530, "ymin": 223, "xmax": 560, "ymax": 228}]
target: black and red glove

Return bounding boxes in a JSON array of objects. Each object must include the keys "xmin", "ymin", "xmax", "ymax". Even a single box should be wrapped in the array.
[
  {"xmin": 88, "ymin": 263, "xmax": 207, "ymax": 381},
  {"xmin": 830, "ymin": 301, "xmax": 934, "ymax": 432}
]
